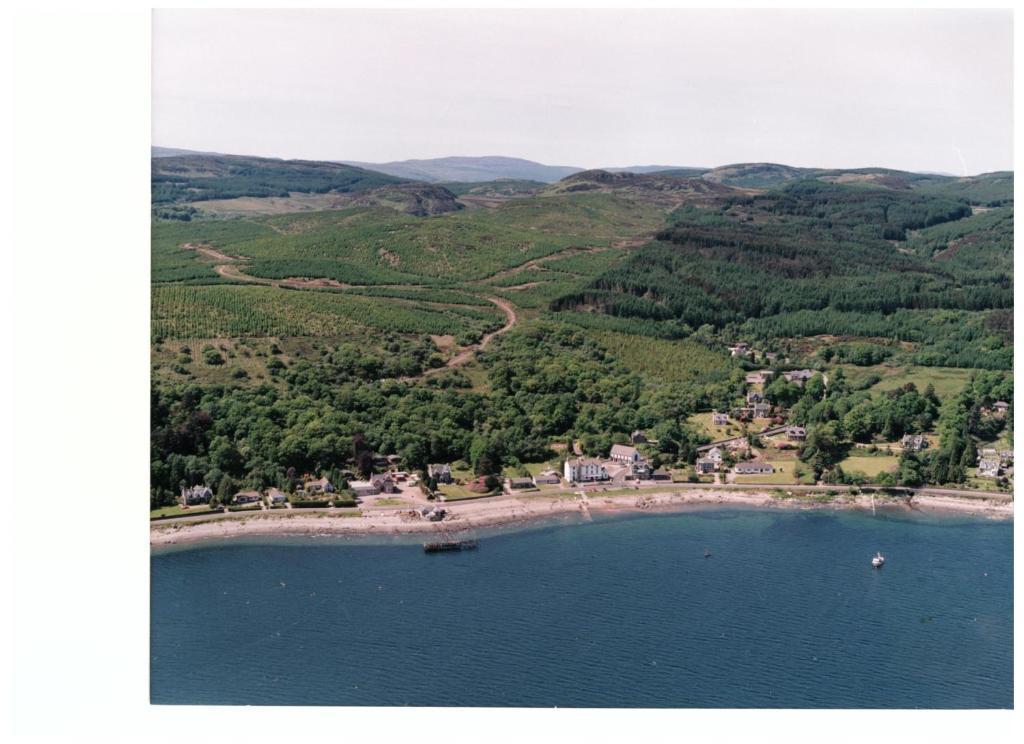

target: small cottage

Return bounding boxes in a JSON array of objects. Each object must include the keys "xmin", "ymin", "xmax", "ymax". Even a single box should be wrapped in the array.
[
  {"xmin": 900, "ymin": 433, "xmax": 927, "ymax": 452},
  {"xmin": 233, "ymin": 490, "xmax": 262, "ymax": 505},
  {"xmin": 734, "ymin": 462, "xmax": 774, "ymax": 475},
  {"xmin": 533, "ymin": 470, "xmax": 561, "ymax": 485},
  {"xmin": 695, "ymin": 458, "xmax": 718, "ymax": 474},
  {"xmin": 977, "ymin": 459, "xmax": 1001, "ymax": 478},
  {"xmin": 304, "ymin": 477, "xmax": 334, "ymax": 494},
  {"xmin": 348, "ymin": 480, "xmax": 380, "ymax": 497},
  {"xmin": 783, "ymin": 369, "xmax": 816, "ymax": 386}
]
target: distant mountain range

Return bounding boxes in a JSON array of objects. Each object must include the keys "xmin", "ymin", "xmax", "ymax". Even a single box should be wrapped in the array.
[
  {"xmin": 152, "ymin": 146, "xmax": 222, "ymax": 158},
  {"xmin": 151, "ymin": 148, "xmax": 703, "ymax": 182},
  {"xmin": 151, "ymin": 148, "xmax": 1011, "ymax": 205},
  {"xmin": 338, "ymin": 156, "xmax": 585, "ymax": 184}
]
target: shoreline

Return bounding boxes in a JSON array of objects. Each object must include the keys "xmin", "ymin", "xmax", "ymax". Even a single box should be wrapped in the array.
[{"xmin": 150, "ymin": 488, "xmax": 1012, "ymax": 548}]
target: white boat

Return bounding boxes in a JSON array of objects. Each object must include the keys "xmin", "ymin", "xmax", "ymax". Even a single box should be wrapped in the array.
[{"xmin": 872, "ymin": 552, "xmax": 885, "ymax": 568}]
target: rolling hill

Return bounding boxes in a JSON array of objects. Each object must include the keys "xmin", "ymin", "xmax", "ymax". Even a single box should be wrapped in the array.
[
  {"xmin": 541, "ymin": 169, "xmax": 741, "ymax": 207},
  {"xmin": 152, "ymin": 153, "xmax": 405, "ymax": 203}
]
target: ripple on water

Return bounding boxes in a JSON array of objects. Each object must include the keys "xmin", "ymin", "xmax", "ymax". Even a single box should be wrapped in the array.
[{"xmin": 151, "ymin": 508, "xmax": 1012, "ymax": 708}]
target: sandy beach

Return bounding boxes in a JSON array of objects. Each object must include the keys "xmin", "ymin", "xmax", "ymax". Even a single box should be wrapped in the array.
[{"xmin": 150, "ymin": 487, "xmax": 1012, "ymax": 547}]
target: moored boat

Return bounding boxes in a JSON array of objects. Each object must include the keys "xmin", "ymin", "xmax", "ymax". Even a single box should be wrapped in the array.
[{"xmin": 872, "ymin": 551, "xmax": 885, "ymax": 568}]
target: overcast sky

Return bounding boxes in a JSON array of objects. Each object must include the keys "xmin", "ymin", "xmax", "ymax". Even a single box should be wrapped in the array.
[{"xmin": 153, "ymin": 9, "xmax": 1013, "ymax": 175}]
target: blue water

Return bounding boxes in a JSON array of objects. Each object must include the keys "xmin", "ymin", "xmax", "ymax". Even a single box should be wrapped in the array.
[{"xmin": 151, "ymin": 508, "xmax": 1012, "ymax": 707}]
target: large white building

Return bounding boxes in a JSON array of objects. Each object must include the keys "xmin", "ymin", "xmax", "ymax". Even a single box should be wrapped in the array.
[{"xmin": 564, "ymin": 458, "xmax": 608, "ymax": 483}]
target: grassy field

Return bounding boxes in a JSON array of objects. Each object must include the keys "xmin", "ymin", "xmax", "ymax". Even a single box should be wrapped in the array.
[
  {"xmin": 840, "ymin": 364, "xmax": 973, "ymax": 401},
  {"xmin": 688, "ymin": 412, "xmax": 745, "ymax": 440},
  {"xmin": 839, "ymin": 455, "xmax": 900, "ymax": 478},
  {"xmin": 437, "ymin": 484, "xmax": 493, "ymax": 501},
  {"xmin": 149, "ymin": 504, "xmax": 215, "ymax": 519},
  {"xmin": 590, "ymin": 332, "xmax": 736, "ymax": 383},
  {"xmin": 151, "ymin": 285, "xmax": 504, "ymax": 340}
]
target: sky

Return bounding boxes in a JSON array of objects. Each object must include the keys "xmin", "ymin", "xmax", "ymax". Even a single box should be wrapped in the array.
[{"xmin": 153, "ymin": 9, "xmax": 1013, "ymax": 175}]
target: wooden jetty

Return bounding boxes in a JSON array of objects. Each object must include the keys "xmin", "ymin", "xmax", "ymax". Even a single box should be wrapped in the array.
[
  {"xmin": 423, "ymin": 520, "xmax": 479, "ymax": 554},
  {"xmin": 424, "ymin": 539, "xmax": 478, "ymax": 554}
]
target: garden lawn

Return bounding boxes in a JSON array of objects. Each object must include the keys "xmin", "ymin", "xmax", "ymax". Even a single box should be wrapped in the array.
[{"xmin": 839, "ymin": 455, "xmax": 900, "ymax": 478}]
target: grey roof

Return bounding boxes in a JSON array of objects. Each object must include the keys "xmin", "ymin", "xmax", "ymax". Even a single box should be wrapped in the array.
[{"xmin": 735, "ymin": 461, "xmax": 773, "ymax": 473}]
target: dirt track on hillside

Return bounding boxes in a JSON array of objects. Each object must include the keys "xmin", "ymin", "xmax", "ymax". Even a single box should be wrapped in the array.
[
  {"xmin": 398, "ymin": 296, "xmax": 518, "ymax": 381},
  {"xmin": 472, "ymin": 236, "xmax": 650, "ymax": 285},
  {"xmin": 180, "ymin": 242, "xmax": 519, "ymax": 378}
]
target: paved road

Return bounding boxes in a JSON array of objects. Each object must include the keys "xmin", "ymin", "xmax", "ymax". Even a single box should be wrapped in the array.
[{"xmin": 152, "ymin": 481, "xmax": 1012, "ymax": 527}]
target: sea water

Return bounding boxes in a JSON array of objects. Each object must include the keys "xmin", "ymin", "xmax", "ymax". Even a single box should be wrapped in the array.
[{"xmin": 151, "ymin": 508, "xmax": 1012, "ymax": 707}]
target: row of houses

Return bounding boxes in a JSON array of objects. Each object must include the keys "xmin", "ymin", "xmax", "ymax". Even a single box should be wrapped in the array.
[
  {"xmin": 180, "ymin": 476, "xmax": 335, "ymax": 507},
  {"xmin": 192, "ymin": 486, "xmax": 288, "ymax": 506},
  {"xmin": 743, "ymin": 367, "xmax": 818, "ymax": 388}
]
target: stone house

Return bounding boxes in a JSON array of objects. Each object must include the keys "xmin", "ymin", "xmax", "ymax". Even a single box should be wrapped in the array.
[
  {"xmin": 180, "ymin": 484, "xmax": 213, "ymax": 506},
  {"xmin": 610, "ymin": 444, "xmax": 643, "ymax": 465},
  {"xmin": 428, "ymin": 463, "xmax": 453, "ymax": 484}
]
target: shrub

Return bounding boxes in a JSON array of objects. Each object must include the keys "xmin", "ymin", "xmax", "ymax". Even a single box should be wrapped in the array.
[{"xmin": 203, "ymin": 349, "xmax": 225, "ymax": 366}]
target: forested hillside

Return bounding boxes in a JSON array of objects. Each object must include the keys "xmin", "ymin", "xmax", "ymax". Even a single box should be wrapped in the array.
[{"xmin": 550, "ymin": 180, "xmax": 1011, "ymax": 367}]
